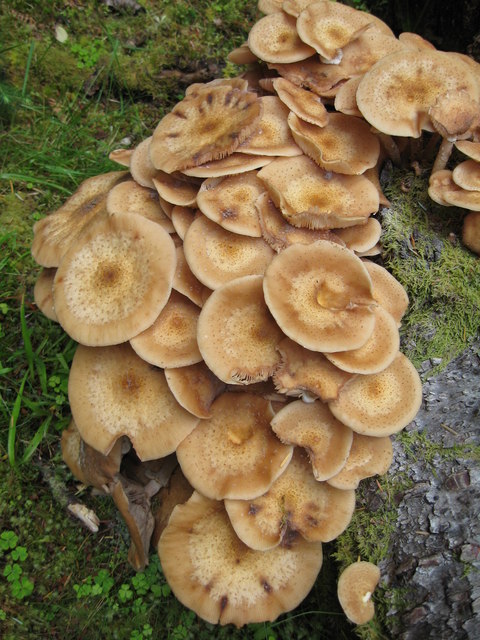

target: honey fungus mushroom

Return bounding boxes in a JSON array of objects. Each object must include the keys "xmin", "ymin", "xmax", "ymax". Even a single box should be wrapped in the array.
[{"xmin": 337, "ymin": 561, "xmax": 381, "ymax": 625}]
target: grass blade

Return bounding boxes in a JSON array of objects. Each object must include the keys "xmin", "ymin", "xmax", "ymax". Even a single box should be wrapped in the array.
[
  {"xmin": 21, "ymin": 41, "xmax": 35, "ymax": 98},
  {"xmin": 8, "ymin": 371, "xmax": 28, "ymax": 467},
  {"xmin": 21, "ymin": 414, "xmax": 53, "ymax": 463},
  {"xmin": 20, "ymin": 293, "xmax": 34, "ymax": 380}
]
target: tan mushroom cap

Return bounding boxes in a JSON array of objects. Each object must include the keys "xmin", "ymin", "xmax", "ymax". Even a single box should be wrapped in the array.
[
  {"xmin": 462, "ymin": 211, "xmax": 480, "ymax": 255},
  {"xmin": 455, "ymin": 141, "xmax": 480, "ymax": 162},
  {"xmin": 165, "ymin": 361, "xmax": 226, "ymax": 419},
  {"xmin": 325, "ymin": 306, "xmax": 399, "ymax": 375},
  {"xmin": 151, "ymin": 172, "xmax": 199, "ymax": 207},
  {"xmin": 429, "ymin": 169, "xmax": 480, "ymax": 210},
  {"xmin": 288, "ymin": 112, "xmax": 381, "ymax": 175},
  {"xmin": 33, "ymin": 267, "xmax": 58, "ymax": 322},
  {"xmin": 183, "ymin": 214, "xmax": 274, "ymax": 289},
  {"xmin": 31, "ymin": 171, "xmax": 128, "ymax": 268},
  {"xmin": 158, "ymin": 491, "xmax": 323, "ymax": 627},
  {"xmin": 106, "ymin": 180, "xmax": 175, "ymax": 233},
  {"xmin": 238, "ymin": 96, "xmax": 302, "ymax": 157},
  {"xmin": 258, "ymin": 155, "xmax": 379, "ymax": 229},
  {"xmin": 363, "ymin": 166, "xmax": 391, "ymax": 207},
  {"xmin": 227, "ymin": 42, "xmax": 258, "ymax": 65},
  {"xmin": 172, "ymin": 245, "xmax": 212, "ymax": 307},
  {"xmin": 334, "ymin": 218, "xmax": 382, "ymax": 254},
  {"xmin": 356, "ymin": 50, "xmax": 480, "ymax": 138},
  {"xmin": 196, "ymin": 171, "xmax": 265, "ymax": 237},
  {"xmin": 273, "ymin": 336, "xmax": 354, "ymax": 402},
  {"xmin": 129, "ymin": 136, "xmax": 160, "ymax": 188},
  {"xmin": 328, "ymin": 352, "xmax": 423, "ymax": 437},
  {"xmin": 181, "ymin": 152, "xmax": 273, "ymax": 178},
  {"xmin": 68, "ymin": 343, "xmax": 199, "ymax": 460},
  {"xmin": 272, "ymin": 77, "xmax": 329, "ymax": 127},
  {"xmin": 256, "ymin": 192, "xmax": 343, "ymax": 252},
  {"xmin": 452, "ymin": 160, "xmax": 480, "ymax": 192},
  {"xmin": 258, "ymin": 0, "xmax": 284, "ymax": 13},
  {"xmin": 271, "ymin": 399, "xmax": 354, "ymax": 481},
  {"xmin": 150, "ymin": 85, "xmax": 262, "ymax": 174},
  {"xmin": 327, "ymin": 433, "xmax": 393, "ymax": 490},
  {"xmin": 176, "ymin": 392, "xmax": 293, "ymax": 500},
  {"xmin": 225, "ymin": 447, "xmax": 356, "ymax": 549},
  {"xmin": 269, "ymin": 57, "xmax": 347, "ymax": 98},
  {"xmin": 185, "ymin": 77, "xmax": 250, "ymax": 97},
  {"xmin": 337, "ymin": 561, "xmax": 380, "ymax": 625},
  {"xmin": 248, "ymin": 11, "xmax": 315, "ymax": 64},
  {"xmin": 398, "ymin": 31, "xmax": 436, "ymax": 50},
  {"xmin": 361, "ymin": 260, "xmax": 409, "ymax": 326},
  {"xmin": 108, "ymin": 147, "xmax": 133, "ymax": 167},
  {"xmin": 282, "ymin": 0, "xmax": 315, "ymax": 18},
  {"xmin": 170, "ymin": 206, "xmax": 196, "ymax": 240},
  {"xmin": 334, "ymin": 76, "xmax": 363, "ymax": 117},
  {"xmin": 429, "ymin": 89, "xmax": 480, "ymax": 140},
  {"xmin": 130, "ymin": 290, "xmax": 202, "ymax": 369},
  {"xmin": 197, "ymin": 275, "xmax": 284, "ymax": 385},
  {"xmin": 53, "ymin": 212, "xmax": 176, "ymax": 346},
  {"xmin": 263, "ymin": 240, "xmax": 376, "ymax": 352}
]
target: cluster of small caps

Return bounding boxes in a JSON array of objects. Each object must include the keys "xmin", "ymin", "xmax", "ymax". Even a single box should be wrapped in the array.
[{"xmin": 31, "ymin": 0, "xmax": 472, "ymax": 628}]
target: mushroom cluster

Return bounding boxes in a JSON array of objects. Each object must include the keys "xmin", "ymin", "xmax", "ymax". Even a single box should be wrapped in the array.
[{"xmin": 31, "ymin": 0, "xmax": 480, "ymax": 629}]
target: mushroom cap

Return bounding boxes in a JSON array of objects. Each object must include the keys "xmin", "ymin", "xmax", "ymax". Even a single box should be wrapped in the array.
[
  {"xmin": 452, "ymin": 160, "xmax": 480, "ymax": 192},
  {"xmin": 258, "ymin": 0, "xmax": 284, "ymax": 14},
  {"xmin": 108, "ymin": 147, "xmax": 133, "ymax": 167},
  {"xmin": 328, "ymin": 352, "xmax": 423, "ymax": 436},
  {"xmin": 172, "ymin": 245, "xmax": 212, "ymax": 307},
  {"xmin": 455, "ymin": 141, "xmax": 480, "ymax": 162},
  {"xmin": 334, "ymin": 218, "xmax": 382, "ymax": 254},
  {"xmin": 429, "ymin": 169, "xmax": 480, "ymax": 210},
  {"xmin": 271, "ymin": 399, "xmax": 354, "ymax": 481},
  {"xmin": 462, "ymin": 211, "xmax": 480, "ymax": 255},
  {"xmin": 158, "ymin": 491, "xmax": 323, "ymax": 627},
  {"xmin": 263, "ymin": 240, "xmax": 376, "ymax": 352},
  {"xmin": 361, "ymin": 259, "xmax": 409, "ymax": 326},
  {"xmin": 53, "ymin": 212, "xmax": 176, "ymax": 346},
  {"xmin": 165, "ymin": 361, "xmax": 226, "ymax": 419},
  {"xmin": 272, "ymin": 77, "xmax": 329, "ymax": 127},
  {"xmin": 197, "ymin": 275, "xmax": 283, "ymax": 384},
  {"xmin": 334, "ymin": 75, "xmax": 363, "ymax": 117},
  {"xmin": 170, "ymin": 206, "xmax": 196, "ymax": 240},
  {"xmin": 225, "ymin": 447, "xmax": 356, "ymax": 548},
  {"xmin": 183, "ymin": 214, "xmax": 274, "ymax": 289},
  {"xmin": 150, "ymin": 85, "xmax": 262, "ymax": 174},
  {"xmin": 356, "ymin": 50, "xmax": 480, "ymax": 138},
  {"xmin": 257, "ymin": 155, "xmax": 379, "ymax": 229},
  {"xmin": 327, "ymin": 433, "xmax": 393, "ymax": 490},
  {"xmin": 269, "ymin": 57, "xmax": 347, "ymax": 98},
  {"xmin": 130, "ymin": 290, "xmax": 202, "ymax": 369},
  {"xmin": 196, "ymin": 171, "xmax": 264, "ymax": 237},
  {"xmin": 181, "ymin": 152, "xmax": 274, "ymax": 178},
  {"xmin": 324, "ymin": 306, "xmax": 400, "ymax": 375},
  {"xmin": 129, "ymin": 136, "xmax": 159, "ymax": 188},
  {"xmin": 152, "ymin": 172, "xmax": 200, "ymax": 207},
  {"xmin": 176, "ymin": 392, "xmax": 293, "ymax": 500},
  {"xmin": 33, "ymin": 267, "xmax": 58, "ymax": 322},
  {"xmin": 337, "ymin": 561, "xmax": 381, "ymax": 625},
  {"xmin": 287, "ymin": 112, "xmax": 381, "ymax": 175},
  {"xmin": 68, "ymin": 343, "xmax": 199, "ymax": 460},
  {"xmin": 31, "ymin": 171, "xmax": 128, "ymax": 268},
  {"xmin": 429, "ymin": 89, "xmax": 480, "ymax": 140},
  {"xmin": 227, "ymin": 42, "xmax": 258, "ymax": 65},
  {"xmin": 248, "ymin": 11, "xmax": 315, "ymax": 63}
]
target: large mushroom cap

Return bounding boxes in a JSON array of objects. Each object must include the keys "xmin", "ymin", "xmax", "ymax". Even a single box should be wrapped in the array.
[
  {"xmin": 158, "ymin": 491, "xmax": 324, "ymax": 627},
  {"xmin": 53, "ymin": 212, "xmax": 176, "ymax": 346},
  {"xmin": 247, "ymin": 11, "xmax": 315, "ymax": 63},
  {"xmin": 263, "ymin": 240, "xmax": 376, "ymax": 352}
]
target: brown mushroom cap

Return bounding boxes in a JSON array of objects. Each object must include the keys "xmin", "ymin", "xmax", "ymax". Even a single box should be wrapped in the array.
[
  {"xmin": 196, "ymin": 275, "xmax": 284, "ymax": 385},
  {"xmin": 129, "ymin": 136, "xmax": 160, "ymax": 188},
  {"xmin": 108, "ymin": 148, "xmax": 133, "ymax": 167},
  {"xmin": 53, "ymin": 212, "xmax": 176, "ymax": 346},
  {"xmin": 334, "ymin": 75, "xmax": 363, "ymax": 117},
  {"xmin": 68, "ymin": 343, "xmax": 199, "ymax": 460},
  {"xmin": 130, "ymin": 290, "xmax": 202, "ymax": 369},
  {"xmin": 288, "ymin": 112, "xmax": 380, "ymax": 175},
  {"xmin": 257, "ymin": 155, "xmax": 379, "ymax": 229},
  {"xmin": 181, "ymin": 152, "xmax": 274, "ymax": 178},
  {"xmin": 263, "ymin": 240, "xmax": 376, "ymax": 352},
  {"xmin": 176, "ymin": 392, "xmax": 293, "ymax": 500},
  {"xmin": 150, "ymin": 85, "xmax": 262, "ymax": 174},
  {"xmin": 337, "ymin": 561, "xmax": 381, "ymax": 625},
  {"xmin": 272, "ymin": 77, "xmax": 329, "ymax": 127},
  {"xmin": 172, "ymin": 245, "xmax": 212, "ymax": 307},
  {"xmin": 455, "ymin": 141, "xmax": 480, "ymax": 162},
  {"xmin": 33, "ymin": 267, "xmax": 58, "ymax": 322},
  {"xmin": 151, "ymin": 172, "xmax": 200, "ymax": 207},
  {"xmin": 248, "ymin": 11, "xmax": 315, "ymax": 63},
  {"xmin": 327, "ymin": 433, "xmax": 393, "ymax": 490},
  {"xmin": 105, "ymin": 180, "xmax": 175, "ymax": 233},
  {"xmin": 225, "ymin": 447, "xmax": 356, "ymax": 548},
  {"xmin": 452, "ymin": 160, "xmax": 480, "ymax": 192},
  {"xmin": 271, "ymin": 399, "xmax": 354, "ymax": 481},
  {"xmin": 334, "ymin": 218, "xmax": 382, "ymax": 254},
  {"xmin": 462, "ymin": 211, "xmax": 480, "ymax": 255},
  {"xmin": 183, "ymin": 214, "xmax": 274, "ymax": 289},
  {"xmin": 429, "ymin": 169, "xmax": 480, "ymax": 210},
  {"xmin": 165, "ymin": 361, "xmax": 226, "ymax": 419},
  {"xmin": 328, "ymin": 352, "xmax": 423, "ymax": 436},
  {"xmin": 361, "ymin": 259, "xmax": 409, "ymax": 326},
  {"xmin": 158, "ymin": 491, "xmax": 324, "ymax": 627},
  {"xmin": 429, "ymin": 89, "xmax": 480, "ymax": 140}
]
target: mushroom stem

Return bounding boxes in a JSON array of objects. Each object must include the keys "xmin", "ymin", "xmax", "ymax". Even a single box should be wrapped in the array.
[
  {"xmin": 376, "ymin": 132, "xmax": 401, "ymax": 166},
  {"xmin": 431, "ymin": 138, "xmax": 454, "ymax": 174}
]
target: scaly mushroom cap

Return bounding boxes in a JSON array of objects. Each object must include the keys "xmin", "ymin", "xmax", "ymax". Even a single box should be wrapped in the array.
[
  {"xmin": 356, "ymin": 50, "xmax": 480, "ymax": 138},
  {"xmin": 362, "ymin": 259, "xmax": 409, "ymax": 326},
  {"xmin": 257, "ymin": 155, "xmax": 379, "ymax": 229},
  {"xmin": 176, "ymin": 392, "xmax": 293, "ymax": 500},
  {"xmin": 150, "ymin": 85, "xmax": 263, "ymax": 173},
  {"xmin": 271, "ymin": 399, "xmax": 353, "ymax": 480},
  {"xmin": 158, "ymin": 491, "xmax": 323, "ymax": 627},
  {"xmin": 165, "ymin": 361, "xmax": 226, "ymax": 419},
  {"xmin": 334, "ymin": 218, "xmax": 382, "ymax": 254},
  {"xmin": 68, "ymin": 343, "xmax": 199, "ymax": 460},
  {"xmin": 263, "ymin": 240, "xmax": 376, "ymax": 352},
  {"xmin": 183, "ymin": 215, "xmax": 274, "ymax": 289},
  {"xmin": 130, "ymin": 290, "xmax": 202, "ymax": 369},
  {"xmin": 225, "ymin": 447, "xmax": 356, "ymax": 548},
  {"xmin": 248, "ymin": 11, "xmax": 315, "ymax": 63},
  {"xmin": 258, "ymin": 0, "xmax": 284, "ymax": 14},
  {"xmin": 181, "ymin": 152, "xmax": 274, "ymax": 178},
  {"xmin": 324, "ymin": 306, "xmax": 400, "ymax": 375},
  {"xmin": 429, "ymin": 89, "xmax": 480, "ymax": 140},
  {"xmin": 196, "ymin": 275, "xmax": 284, "ymax": 385},
  {"xmin": 106, "ymin": 180, "xmax": 175, "ymax": 233},
  {"xmin": 31, "ymin": 171, "xmax": 128, "ymax": 268},
  {"xmin": 288, "ymin": 112, "xmax": 381, "ymax": 175},
  {"xmin": 196, "ymin": 171, "xmax": 265, "ymax": 237},
  {"xmin": 462, "ymin": 211, "xmax": 480, "ymax": 255},
  {"xmin": 328, "ymin": 352, "xmax": 423, "ymax": 436},
  {"xmin": 452, "ymin": 160, "xmax": 480, "ymax": 192},
  {"xmin": 152, "ymin": 172, "xmax": 199, "ymax": 207},
  {"xmin": 327, "ymin": 433, "xmax": 393, "ymax": 490},
  {"xmin": 129, "ymin": 136, "xmax": 159, "ymax": 188},
  {"xmin": 272, "ymin": 77, "xmax": 329, "ymax": 127},
  {"xmin": 33, "ymin": 267, "xmax": 58, "ymax": 322},
  {"xmin": 273, "ymin": 336, "xmax": 354, "ymax": 402},
  {"xmin": 53, "ymin": 212, "xmax": 176, "ymax": 346},
  {"xmin": 337, "ymin": 561, "xmax": 381, "ymax": 625},
  {"xmin": 270, "ymin": 58, "xmax": 347, "ymax": 98}
]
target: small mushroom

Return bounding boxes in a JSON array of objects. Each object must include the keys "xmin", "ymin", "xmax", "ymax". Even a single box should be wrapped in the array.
[{"xmin": 337, "ymin": 561, "xmax": 381, "ymax": 625}]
